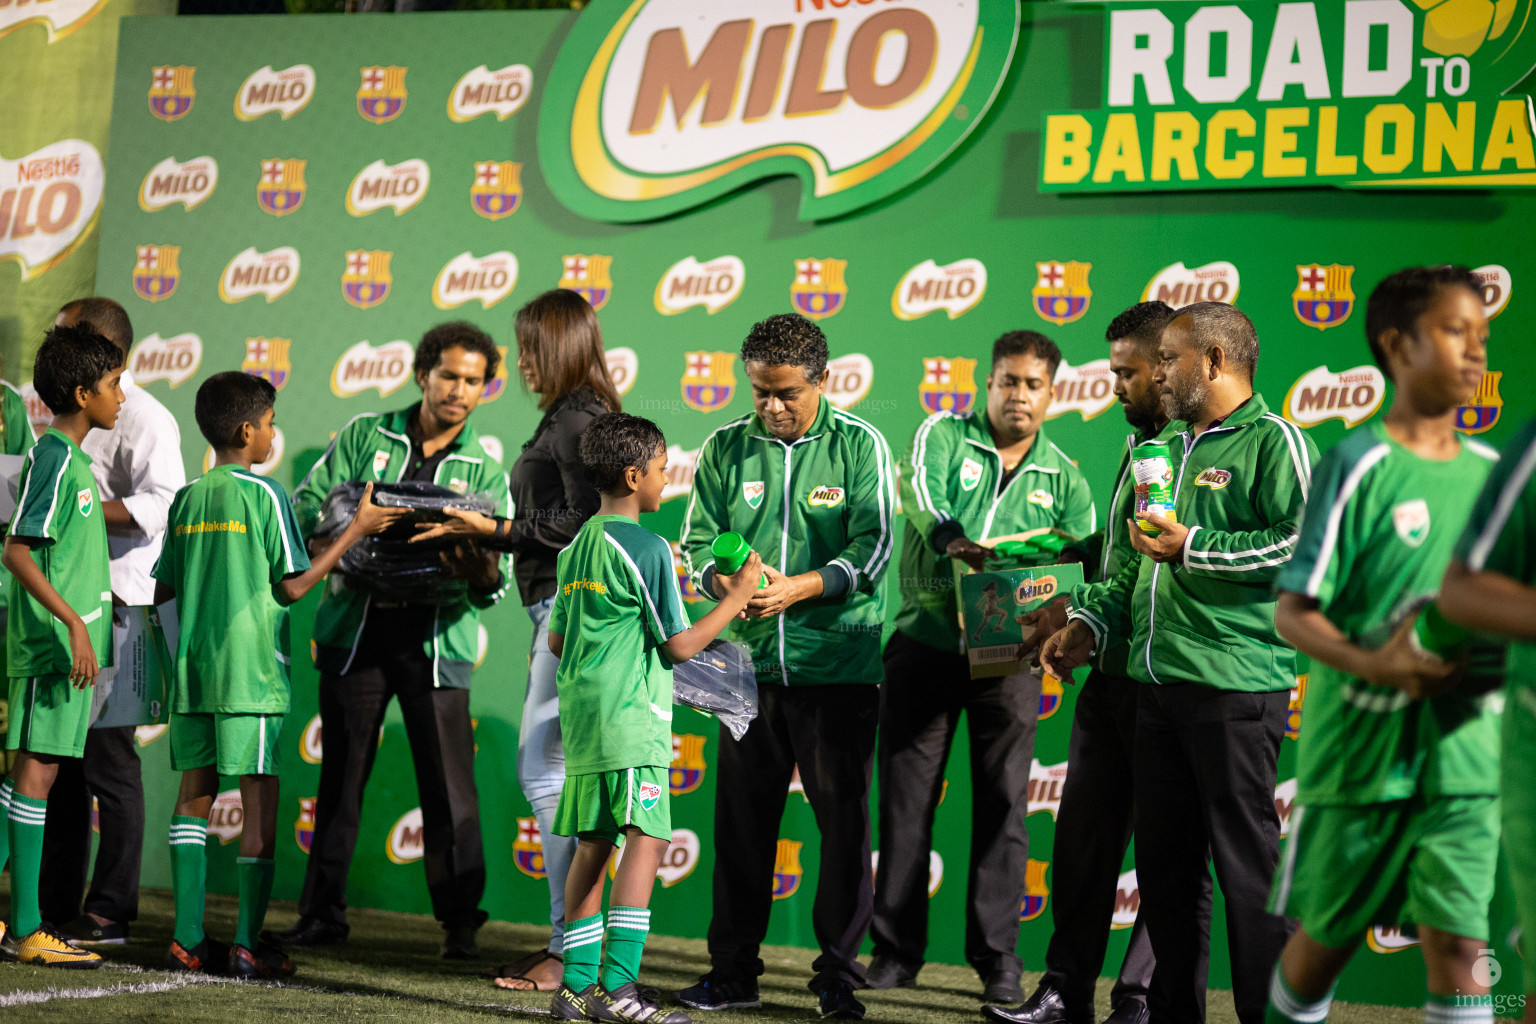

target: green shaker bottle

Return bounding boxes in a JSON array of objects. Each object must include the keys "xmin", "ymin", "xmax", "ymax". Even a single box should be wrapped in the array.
[
  {"xmin": 711, "ymin": 532, "xmax": 769, "ymax": 588},
  {"xmin": 1411, "ymin": 602, "xmax": 1469, "ymax": 661}
]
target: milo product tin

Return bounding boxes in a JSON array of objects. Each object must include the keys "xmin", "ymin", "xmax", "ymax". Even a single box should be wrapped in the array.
[{"xmin": 1132, "ymin": 441, "xmax": 1176, "ymax": 534}]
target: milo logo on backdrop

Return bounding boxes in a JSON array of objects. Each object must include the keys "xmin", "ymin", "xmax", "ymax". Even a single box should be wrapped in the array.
[
  {"xmin": 540, "ymin": 0, "xmax": 1022, "ymax": 222},
  {"xmin": 1, "ymin": 141, "xmax": 104, "ymax": 281}
]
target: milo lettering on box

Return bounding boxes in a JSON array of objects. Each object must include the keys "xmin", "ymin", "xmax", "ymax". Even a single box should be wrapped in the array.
[{"xmin": 958, "ymin": 557, "xmax": 1084, "ymax": 679}]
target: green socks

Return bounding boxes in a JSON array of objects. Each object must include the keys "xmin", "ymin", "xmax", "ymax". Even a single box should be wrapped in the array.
[
  {"xmin": 1425, "ymin": 992, "xmax": 1492, "ymax": 1024},
  {"xmin": 234, "ymin": 857, "xmax": 276, "ymax": 950},
  {"xmin": 599, "ymin": 906, "xmax": 651, "ymax": 990},
  {"xmin": 169, "ymin": 816, "xmax": 209, "ymax": 950},
  {"xmin": 561, "ymin": 913, "xmax": 603, "ymax": 991},
  {"xmin": 6, "ymin": 791, "xmax": 46, "ymax": 936},
  {"xmin": 1266, "ymin": 962, "xmax": 1334, "ymax": 1024},
  {"xmin": 0, "ymin": 778, "xmax": 14, "ymax": 871}
]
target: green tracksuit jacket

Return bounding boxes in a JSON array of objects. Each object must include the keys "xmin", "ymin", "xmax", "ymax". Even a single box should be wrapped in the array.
[
  {"xmin": 1069, "ymin": 394, "xmax": 1318, "ymax": 692},
  {"xmin": 894, "ymin": 413, "xmax": 1096, "ymax": 655},
  {"xmin": 294, "ymin": 404, "xmax": 512, "ymax": 688},
  {"xmin": 681, "ymin": 398, "xmax": 896, "ymax": 686}
]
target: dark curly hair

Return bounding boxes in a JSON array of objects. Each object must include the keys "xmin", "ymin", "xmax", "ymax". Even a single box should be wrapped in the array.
[
  {"xmin": 740, "ymin": 313, "xmax": 828, "ymax": 384},
  {"xmin": 414, "ymin": 320, "xmax": 502, "ymax": 383},
  {"xmin": 992, "ymin": 330, "xmax": 1062, "ymax": 378},
  {"xmin": 196, "ymin": 371, "xmax": 276, "ymax": 449},
  {"xmin": 1365, "ymin": 266, "xmax": 1483, "ymax": 382},
  {"xmin": 579, "ymin": 412, "xmax": 666, "ymax": 494},
  {"xmin": 33, "ymin": 322, "xmax": 124, "ymax": 415},
  {"xmin": 1105, "ymin": 301, "xmax": 1174, "ymax": 355}
]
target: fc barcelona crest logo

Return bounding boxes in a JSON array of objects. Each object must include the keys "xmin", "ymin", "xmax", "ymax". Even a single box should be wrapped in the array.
[
  {"xmin": 471, "ymin": 161, "xmax": 522, "ymax": 221},
  {"xmin": 790, "ymin": 258, "xmax": 848, "ymax": 321},
  {"xmin": 481, "ymin": 346, "xmax": 511, "ymax": 402},
  {"xmin": 1019, "ymin": 859, "xmax": 1050, "ymax": 921},
  {"xmin": 681, "ymin": 351, "xmax": 736, "ymax": 413},
  {"xmin": 342, "ymin": 249, "xmax": 393, "ymax": 309},
  {"xmin": 670, "ymin": 734, "xmax": 707, "ymax": 796},
  {"xmin": 514, "ymin": 816, "xmax": 546, "ymax": 879},
  {"xmin": 772, "ymin": 838, "xmax": 804, "ymax": 900},
  {"xmin": 133, "ymin": 244, "xmax": 180, "ymax": 303},
  {"xmin": 242, "ymin": 337, "xmax": 292, "ymax": 391},
  {"xmin": 357, "ymin": 65, "xmax": 407, "ymax": 124},
  {"xmin": 295, "ymin": 797, "xmax": 316, "ymax": 854},
  {"xmin": 1456, "ymin": 371, "xmax": 1503, "ymax": 435},
  {"xmin": 1293, "ymin": 264, "xmax": 1355, "ymax": 331},
  {"xmin": 257, "ymin": 159, "xmax": 307, "ymax": 217},
  {"xmin": 560, "ymin": 254, "xmax": 613, "ymax": 312},
  {"xmin": 1032, "ymin": 261, "xmax": 1092, "ymax": 326},
  {"xmin": 149, "ymin": 65, "xmax": 196, "ymax": 121},
  {"xmin": 1038, "ymin": 674, "xmax": 1064, "ymax": 720},
  {"xmin": 918, "ymin": 357, "xmax": 978, "ymax": 416}
]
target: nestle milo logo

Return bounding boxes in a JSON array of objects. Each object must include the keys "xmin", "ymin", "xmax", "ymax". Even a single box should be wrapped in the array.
[
  {"xmin": 1015, "ymin": 575, "xmax": 1058, "ymax": 604},
  {"xmin": 540, "ymin": 0, "xmax": 1021, "ymax": 222}
]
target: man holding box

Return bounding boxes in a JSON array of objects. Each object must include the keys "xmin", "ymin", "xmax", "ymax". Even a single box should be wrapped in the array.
[
  {"xmin": 866, "ymin": 330, "xmax": 1094, "ymax": 1004},
  {"xmin": 679, "ymin": 312, "xmax": 896, "ymax": 1020},
  {"xmin": 1040, "ymin": 303, "xmax": 1317, "ymax": 1024}
]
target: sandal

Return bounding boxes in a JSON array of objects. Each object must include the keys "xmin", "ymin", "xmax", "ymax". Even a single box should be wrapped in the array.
[{"xmin": 491, "ymin": 949, "xmax": 563, "ymax": 992}]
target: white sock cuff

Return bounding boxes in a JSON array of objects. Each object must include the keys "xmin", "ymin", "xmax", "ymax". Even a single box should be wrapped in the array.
[
  {"xmin": 7, "ymin": 799, "xmax": 46, "ymax": 826},
  {"xmin": 169, "ymin": 821, "xmax": 208, "ymax": 845},
  {"xmin": 564, "ymin": 921, "xmax": 604, "ymax": 948},
  {"xmin": 1269, "ymin": 964, "xmax": 1334, "ymax": 1024},
  {"xmin": 1426, "ymin": 999, "xmax": 1494, "ymax": 1024}
]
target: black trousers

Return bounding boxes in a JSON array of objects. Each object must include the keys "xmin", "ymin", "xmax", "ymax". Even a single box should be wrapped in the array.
[
  {"xmin": 1134, "ymin": 684, "xmax": 1292, "ymax": 1024},
  {"xmin": 38, "ymin": 725, "xmax": 144, "ymax": 925},
  {"xmin": 297, "ymin": 644, "xmax": 487, "ymax": 931},
  {"xmin": 707, "ymin": 681, "xmax": 879, "ymax": 994},
  {"xmin": 1042, "ymin": 670, "xmax": 1211, "ymax": 1019},
  {"xmin": 870, "ymin": 631, "xmax": 1039, "ymax": 978}
]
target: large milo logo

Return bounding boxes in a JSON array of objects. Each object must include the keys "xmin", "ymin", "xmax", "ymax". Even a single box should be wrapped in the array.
[{"xmin": 541, "ymin": 0, "xmax": 1021, "ymax": 222}]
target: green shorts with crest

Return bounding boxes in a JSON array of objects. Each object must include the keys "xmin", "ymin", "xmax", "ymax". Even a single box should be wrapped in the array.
[{"xmin": 553, "ymin": 765, "xmax": 670, "ymax": 844}]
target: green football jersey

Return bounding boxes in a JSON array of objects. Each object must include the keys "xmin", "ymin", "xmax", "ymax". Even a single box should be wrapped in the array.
[
  {"xmin": 1278, "ymin": 421, "xmax": 1500, "ymax": 805},
  {"xmin": 550, "ymin": 514, "xmax": 689, "ymax": 776},
  {"xmin": 0, "ymin": 381, "xmax": 38, "ymax": 615},
  {"xmin": 1456, "ymin": 416, "xmax": 1536, "ymax": 697},
  {"xmin": 153, "ymin": 464, "xmax": 310, "ymax": 714},
  {"xmin": 6, "ymin": 429, "xmax": 112, "ymax": 677}
]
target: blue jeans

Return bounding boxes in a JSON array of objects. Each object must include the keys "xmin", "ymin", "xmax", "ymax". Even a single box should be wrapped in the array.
[{"xmin": 520, "ymin": 597, "xmax": 578, "ymax": 952}]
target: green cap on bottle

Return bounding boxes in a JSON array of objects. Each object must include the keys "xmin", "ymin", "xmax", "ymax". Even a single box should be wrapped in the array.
[
  {"xmin": 711, "ymin": 532, "xmax": 769, "ymax": 589},
  {"xmin": 1412, "ymin": 603, "xmax": 1470, "ymax": 661}
]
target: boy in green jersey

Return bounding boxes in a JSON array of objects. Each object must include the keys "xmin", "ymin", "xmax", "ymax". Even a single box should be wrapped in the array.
[
  {"xmin": 151, "ymin": 373, "xmax": 401, "ymax": 978},
  {"xmin": 1267, "ymin": 266, "xmax": 1501, "ymax": 1024},
  {"xmin": 1, "ymin": 323, "xmax": 123, "ymax": 968},
  {"xmin": 1439, "ymin": 414, "xmax": 1536, "ymax": 1022},
  {"xmin": 547, "ymin": 413, "xmax": 761, "ymax": 1024}
]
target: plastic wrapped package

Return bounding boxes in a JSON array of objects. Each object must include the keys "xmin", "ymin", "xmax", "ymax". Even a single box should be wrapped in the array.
[
  {"xmin": 672, "ymin": 638, "xmax": 759, "ymax": 741},
  {"xmin": 314, "ymin": 481, "xmax": 497, "ymax": 604}
]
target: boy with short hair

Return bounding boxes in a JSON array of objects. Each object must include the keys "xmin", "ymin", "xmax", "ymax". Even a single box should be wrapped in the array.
[
  {"xmin": 152, "ymin": 372, "xmax": 401, "ymax": 977},
  {"xmin": 548, "ymin": 413, "xmax": 761, "ymax": 1024},
  {"xmin": 1, "ymin": 323, "xmax": 124, "ymax": 967},
  {"xmin": 1268, "ymin": 266, "xmax": 1502, "ymax": 1024}
]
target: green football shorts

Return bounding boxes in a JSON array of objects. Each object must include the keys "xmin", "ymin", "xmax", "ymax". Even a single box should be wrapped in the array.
[
  {"xmin": 170, "ymin": 711, "xmax": 283, "ymax": 776},
  {"xmin": 6, "ymin": 673, "xmax": 91, "ymax": 757},
  {"xmin": 553, "ymin": 765, "xmax": 670, "ymax": 844},
  {"xmin": 1269, "ymin": 793, "xmax": 1500, "ymax": 949},
  {"xmin": 1504, "ymin": 688, "xmax": 1536, "ymax": 992}
]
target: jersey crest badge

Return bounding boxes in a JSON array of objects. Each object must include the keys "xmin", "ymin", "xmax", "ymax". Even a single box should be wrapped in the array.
[
  {"xmin": 1038, "ymin": 673, "xmax": 1064, "ymax": 719},
  {"xmin": 373, "ymin": 450, "xmax": 390, "ymax": 478},
  {"xmin": 960, "ymin": 457, "xmax": 983, "ymax": 492},
  {"xmin": 357, "ymin": 65, "xmax": 407, "ymax": 123},
  {"xmin": 242, "ymin": 337, "xmax": 292, "ymax": 391},
  {"xmin": 1456, "ymin": 371, "xmax": 1503, "ymax": 435},
  {"xmin": 148, "ymin": 65, "xmax": 196, "ymax": 121},
  {"xmin": 918, "ymin": 357, "xmax": 977, "ymax": 416},
  {"xmin": 1027, "ymin": 488, "xmax": 1054, "ymax": 509},
  {"xmin": 1195, "ymin": 468, "xmax": 1232, "ymax": 489},
  {"xmin": 681, "ymin": 351, "xmax": 736, "ymax": 413},
  {"xmin": 295, "ymin": 797, "xmax": 316, "ymax": 854},
  {"xmin": 1392, "ymin": 499, "xmax": 1431, "ymax": 548},
  {"xmin": 670, "ymin": 734, "xmax": 707, "ymax": 795},
  {"xmin": 1019, "ymin": 859, "xmax": 1050, "ymax": 921},
  {"xmin": 808, "ymin": 486, "xmax": 845, "ymax": 509},
  {"xmin": 1292, "ymin": 264, "xmax": 1355, "ymax": 331},
  {"xmin": 514, "ymin": 816, "xmax": 546, "ymax": 879},
  {"xmin": 1032, "ymin": 260, "xmax": 1092, "ymax": 326},
  {"xmin": 790, "ymin": 258, "xmax": 848, "ymax": 321},
  {"xmin": 743, "ymin": 481, "xmax": 764, "ymax": 510},
  {"xmin": 471, "ymin": 161, "xmax": 522, "ymax": 221},
  {"xmin": 638, "ymin": 781, "xmax": 662, "ymax": 811},
  {"xmin": 558, "ymin": 254, "xmax": 613, "ymax": 311},
  {"xmin": 132, "ymin": 244, "xmax": 180, "ymax": 303},
  {"xmin": 257, "ymin": 159, "xmax": 307, "ymax": 217},
  {"xmin": 772, "ymin": 838, "xmax": 803, "ymax": 900},
  {"xmin": 342, "ymin": 249, "xmax": 392, "ymax": 309},
  {"xmin": 77, "ymin": 488, "xmax": 93, "ymax": 517}
]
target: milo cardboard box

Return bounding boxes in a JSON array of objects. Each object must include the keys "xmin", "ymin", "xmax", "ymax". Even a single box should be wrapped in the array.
[{"xmin": 955, "ymin": 531, "xmax": 1084, "ymax": 678}]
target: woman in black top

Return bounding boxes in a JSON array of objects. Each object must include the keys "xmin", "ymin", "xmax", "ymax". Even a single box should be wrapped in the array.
[{"xmin": 416, "ymin": 289, "xmax": 618, "ymax": 990}]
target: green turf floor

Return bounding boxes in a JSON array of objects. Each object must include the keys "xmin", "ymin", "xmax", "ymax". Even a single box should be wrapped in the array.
[{"xmin": 0, "ymin": 888, "xmax": 1418, "ymax": 1023}]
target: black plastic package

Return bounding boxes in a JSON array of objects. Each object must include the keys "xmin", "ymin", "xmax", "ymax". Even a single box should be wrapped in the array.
[{"xmin": 672, "ymin": 638, "xmax": 759, "ymax": 741}]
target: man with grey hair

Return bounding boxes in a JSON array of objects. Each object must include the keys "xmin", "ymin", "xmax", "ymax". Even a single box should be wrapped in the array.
[{"xmin": 1038, "ymin": 302, "xmax": 1317, "ymax": 1024}]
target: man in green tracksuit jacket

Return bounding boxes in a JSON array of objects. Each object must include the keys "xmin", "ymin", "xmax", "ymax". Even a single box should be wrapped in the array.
[
  {"xmin": 276, "ymin": 322, "xmax": 511, "ymax": 955},
  {"xmin": 867, "ymin": 330, "xmax": 1094, "ymax": 1005},
  {"xmin": 678, "ymin": 313, "xmax": 896, "ymax": 1020},
  {"xmin": 1041, "ymin": 302, "xmax": 1318, "ymax": 1024}
]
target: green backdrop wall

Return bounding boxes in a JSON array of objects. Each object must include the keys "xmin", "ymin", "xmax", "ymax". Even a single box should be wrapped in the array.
[{"xmin": 79, "ymin": 2, "xmax": 1536, "ymax": 1009}]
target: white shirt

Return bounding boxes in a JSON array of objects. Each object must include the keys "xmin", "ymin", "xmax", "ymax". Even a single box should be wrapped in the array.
[{"xmin": 82, "ymin": 370, "xmax": 186, "ymax": 605}]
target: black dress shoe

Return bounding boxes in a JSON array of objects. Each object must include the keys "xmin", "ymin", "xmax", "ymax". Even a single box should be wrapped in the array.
[
  {"xmin": 863, "ymin": 954, "xmax": 918, "ymax": 990},
  {"xmin": 982, "ymin": 968, "xmax": 1023, "ymax": 1005},
  {"xmin": 261, "ymin": 917, "xmax": 348, "ymax": 947},
  {"xmin": 1103, "ymin": 1000, "xmax": 1150, "ymax": 1024},
  {"xmin": 981, "ymin": 983, "xmax": 1083, "ymax": 1024}
]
